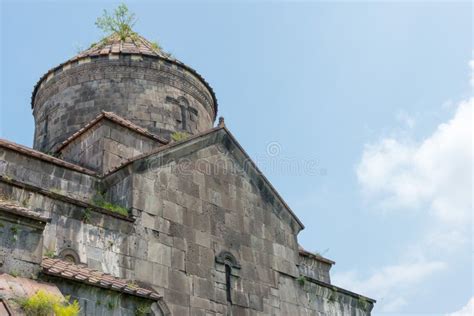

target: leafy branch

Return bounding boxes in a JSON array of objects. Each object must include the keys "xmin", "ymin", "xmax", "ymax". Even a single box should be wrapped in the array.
[{"xmin": 95, "ymin": 3, "xmax": 137, "ymax": 40}]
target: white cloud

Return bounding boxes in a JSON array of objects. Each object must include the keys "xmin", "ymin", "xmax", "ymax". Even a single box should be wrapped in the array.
[
  {"xmin": 446, "ymin": 297, "xmax": 474, "ymax": 316},
  {"xmin": 356, "ymin": 99, "xmax": 472, "ymax": 225},
  {"xmin": 345, "ymin": 59, "xmax": 474, "ymax": 313},
  {"xmin": 333, "ymin": 261, "xmax": 446, "ymax": 312}
]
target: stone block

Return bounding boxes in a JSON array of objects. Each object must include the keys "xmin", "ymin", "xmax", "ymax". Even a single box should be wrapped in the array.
[
  {"xmin": 193, "ymin": 276, "xmax": 214, "ymax": 299},
  {"xmin": 190, "ymin": 296, "xmax": 213, "ymax": 311},
  {"xmin": 169, "ymin": 269, "xmax": 191, "ymax": 294},
  {"xmin": 172, "ymin": 248, "xmax": 186, "ymax": 271},
  {"xmin": 163, "ymin": 200, "xmax": 184, "ymax": 224},
  {"xmin": 152, "ymin": 263, "xmax": 169, "ymax": 288},
  {"xmin": 148, "ymin": 242, "xmax": 172, "ymax": 266}
]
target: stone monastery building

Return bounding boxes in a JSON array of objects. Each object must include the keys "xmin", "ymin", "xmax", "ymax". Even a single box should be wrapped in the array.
[{"xmin": 0, "ymin": 33, "xmax": 375, "ymax": 315}]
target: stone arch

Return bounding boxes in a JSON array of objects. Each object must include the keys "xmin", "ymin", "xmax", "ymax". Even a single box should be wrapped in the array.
[
  {"xmin": 215, "ymin": 250, "xmax": 241, "ymax": 269},
  {"xmin": 177, "ymin": 96, "xmax": 189, "ymax": 106},
  {"xmin": 151, "ymin": 300, "xmax": 171, "ymax": 316},
  {"xmin": 58, "ymin": 248, "xmax": 81, "ymax": 264},
  {"xmin": 216, "ymin": 251, "xmax": 241, "ymax": 304}
]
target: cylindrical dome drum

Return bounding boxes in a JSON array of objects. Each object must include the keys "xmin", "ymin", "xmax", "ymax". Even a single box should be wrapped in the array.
[{"xmin": 32, "ymin": 35, "xmax": 217, "ymax": 152}]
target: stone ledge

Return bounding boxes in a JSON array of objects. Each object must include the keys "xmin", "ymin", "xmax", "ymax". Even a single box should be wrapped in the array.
[
  {"xmin": 0, "ymin": 138, "xmax": 97, "ymax": 177},
  {"xmin": 303, "ymin": 275, "xmax": 376, "ymax": 304},
  {"xmin": 0, "ymin": 176, "xmax": 134, "ymax": 222}
]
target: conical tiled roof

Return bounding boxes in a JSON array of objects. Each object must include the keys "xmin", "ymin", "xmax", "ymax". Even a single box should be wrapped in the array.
[
  {"xmin": 31, "ymin": 33, "xmax": 218, "ymax": 118},
  {"xmin": 75, "ymin": 33, "xmax": 177, "ymax": 61}
]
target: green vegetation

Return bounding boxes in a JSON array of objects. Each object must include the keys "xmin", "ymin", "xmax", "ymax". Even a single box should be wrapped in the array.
[
  {"xmin": 171, "ymin": 131, "xmax": 189, "ymax": 142},
  {"xmin": 10, "ymin": 225, "xmax": 19, "ymax": 241},
  {"xmin": 10, "ymin": 270, "xmax": 19, "ymax": 278},
  {"xmin": 358, "ymin": 296, "xmax": 369, "ymax": 310},
  {"xmin": 297, "ymin": 275, "xmax": 306, "ymax": 287},
  {"xmin": 82, "ymin": 208, "xmax": 92, "ymax": 223},
  {"xmin": 135, "ymin": 304, "xmax": 151, "ymax": 316},
  {"xmin": 44, "ymin": 248, "xmax": 56, "ymax": 258},
  {"xmin": 106, "ymin": 300, "xmax": 115, "ymax": 310},
  {"xmin": 95, "ymin": 3, "xmax": 137, "ymax": 40},
  {"xmin": 328, "ymin": 287, "xmax": 338, "ymax": 302},
  {"xmin": 18, "ymin": 290, "xmax": 80, "ymax": 316},
  {"xmin": 91, "ymin": 193, "xmax": 129, "ymax": 217},
  {"xmin": 150, "ymin": 41, "xmax": 162, "ymax": 52}
]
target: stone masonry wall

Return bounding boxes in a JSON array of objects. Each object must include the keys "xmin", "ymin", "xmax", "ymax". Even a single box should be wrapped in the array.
[
  {"xmin": 59, "ymin": 120, "xmax": 162, "ymax": 174},
  {"xmin": 0, "ymin": 132, "xmax": 373, "ymax": 315},
  {"xmin": 33, "ymin": 55, "xmax": 216, "ymax": 152},
  {"xmin": 0, "ymin": 146, "xmax": 98, "ymax": 201},
  {"xmin": 0, "ymin": 208, "xmax": 45, "ymax": 277},
  {"xmin": 298, "ymin": 255, "xmax": 332, "ymax": 284},
  {"xmin": 108, "ymin": 135, "xmax": 374, "ymax": 316}
]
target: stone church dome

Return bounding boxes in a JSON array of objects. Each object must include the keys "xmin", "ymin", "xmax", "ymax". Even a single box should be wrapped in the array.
[{"xmin": 31, "ymin": 33, "xmax": 217, "ymax": 152}]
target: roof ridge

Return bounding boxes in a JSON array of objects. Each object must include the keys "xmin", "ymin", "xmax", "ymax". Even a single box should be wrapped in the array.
[
  {"xmin": 55, "ymin": 111, "xmax": 168, "ymax": 153},
  {"xmin": 0, "ymin": 138, "xmax": 97, "ymax": 176}
]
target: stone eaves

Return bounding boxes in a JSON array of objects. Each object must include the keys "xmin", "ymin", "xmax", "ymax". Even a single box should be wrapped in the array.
[
  {"xmin": 41, "ymin": 258, "xmax": 161, "ymax": 301},
  {"xmin": 0, "ymin": 138, "xmax": 97, "ymax": 176},
  {"xmin": 298, "ymin": 245, "xmax": 336, "ymax": 265}
]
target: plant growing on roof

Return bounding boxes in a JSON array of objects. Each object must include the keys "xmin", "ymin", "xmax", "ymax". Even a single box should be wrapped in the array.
[
  {"xmin": 95, "ymin": 3, "xmax": 137, "ymax": 40},
  {"xmin": 91, "ymin": 192, "xmax": 129, "ymax": 217},
  {"xmin": 171, "ymin": 131, "xmax": 189, "ymax": 142}
]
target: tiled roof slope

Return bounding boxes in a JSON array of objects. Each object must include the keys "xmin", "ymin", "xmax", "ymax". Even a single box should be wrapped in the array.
[
  {"xmin": 56, "ymin": 111, "xmax": 168, "ymax": 153},
  {"xmin": 41, "ymin": 258, "xmax": 161, "ymax": 300},
  {"xmin": 76, "ymin": 33, "xmax": 174, "ymax": 60}
]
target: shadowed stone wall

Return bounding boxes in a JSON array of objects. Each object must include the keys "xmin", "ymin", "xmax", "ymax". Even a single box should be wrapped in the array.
[
  {"xmin": 33, "ymin": 55, "xmax": 216, "ymax": 152},
  {"xmin": 59, "ymin": 120, "xmax": 162, "ymax": 174},
  {"xmin": 299, "ymin": 255, "xmax": 332, "ymax": 284},
  {"xmin": 0, "ymin": 208, "xmax": 45, "ymax": 277}
]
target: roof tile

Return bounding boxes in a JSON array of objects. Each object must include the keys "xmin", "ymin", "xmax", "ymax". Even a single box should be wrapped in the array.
[{"xmin": 41, "ymin": 258, "xmax": 161, "ymax": 300}]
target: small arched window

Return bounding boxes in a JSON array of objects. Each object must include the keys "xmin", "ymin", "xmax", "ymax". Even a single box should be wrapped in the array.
[
  {"xmin": 58, "ymin": 248, "xmax": 80, "ymax": 264},
  {"xmin": 215, "ymin": 251, "xmax": 241, "ymax": 304}
]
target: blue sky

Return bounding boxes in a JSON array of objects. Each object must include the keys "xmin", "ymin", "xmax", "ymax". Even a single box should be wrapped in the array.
[{"xmin": 1, "ymin": 1, "xmax": 472, "ymax": 315}]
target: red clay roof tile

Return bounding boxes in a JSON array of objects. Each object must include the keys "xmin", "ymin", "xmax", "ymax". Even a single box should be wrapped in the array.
[{"xmin": 41, "ymin": 258, "xmax": 161, "ymax": 300}]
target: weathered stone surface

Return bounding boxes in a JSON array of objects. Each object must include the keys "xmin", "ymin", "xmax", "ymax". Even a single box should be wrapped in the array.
[
  {"xmin": 0, "ymin": 33, "xmax": 375, "ymax": 315},
  {"xmin": 33, "ymin": 55, "xmax": 216, "ymax": 152}
]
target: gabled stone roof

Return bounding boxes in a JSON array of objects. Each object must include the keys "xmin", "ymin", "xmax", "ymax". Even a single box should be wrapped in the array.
[
  {"xmin": 41, "ymin": 258, "xmax": 161, "ymax": 300},
  {"xmin": 0, "ymin": 138, "xmax": 97, "ymax": 176},
  {"xmin": 56, "ymin": 111, "xmax": 168, "ymax": 153},
  {"xmin": 103, "ymin": 126, "xmax": 306, "ymax": 232}
]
